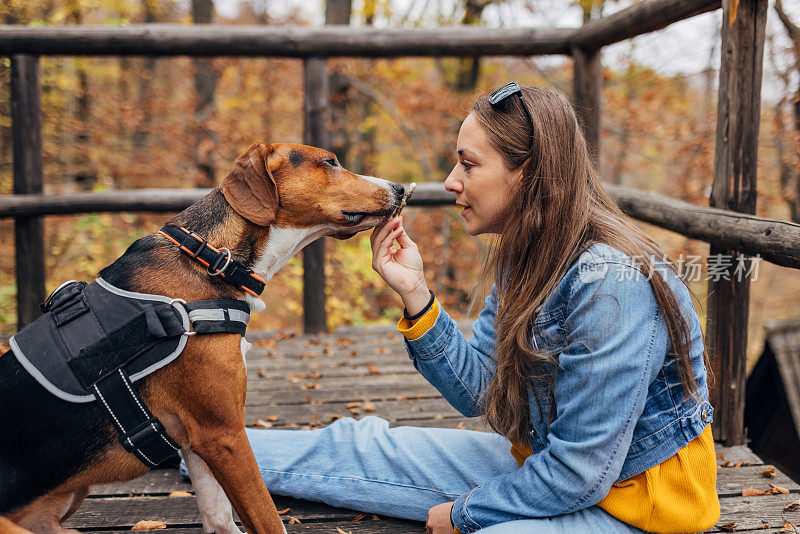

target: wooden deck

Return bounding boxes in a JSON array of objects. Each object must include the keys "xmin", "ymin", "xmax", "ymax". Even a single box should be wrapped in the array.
[{"xmin": 64, "ymin": 324, "xmax": 800, "ymax": 533}]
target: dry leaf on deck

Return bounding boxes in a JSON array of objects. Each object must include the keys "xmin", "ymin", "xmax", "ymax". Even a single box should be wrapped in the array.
[
  {"xmin": 368, "ymin": 365, "xmax": 381, "ymax": 376},
  {"xmin": 251, "ymin": 419, "xmax": 273, "ymax": 429},
  {"xmin": 742, "ymin": 488, "xmax": 766, "ymax": 497},
  {"xmin": 265, "ymin": 416, "xmax": 279, "ymax": 422},
  {"xmin": 346, "ymin": 402, "xmax": 362, "ymax": 409},
  {"xmin": 785, "ymin": 499, "xmax": 800, "ymax": 512},
  {"xmin": 364, "ymin": 403, "xmax": 376, "ymax": 412},
  {"xmin": 287, "ymin": 516, "xmax": 301, "ymax": 525},
  {"xmin": 336, "ymin": 527, "xmax": 353, "ymax": 534},
  {"xmin": 168, "ymin": 491, "xmax": 192, "ymax": 497},
  {"xmin": 779, "ymin": 523, "xmax": 797, "ymax": 532},
  {"xmin": 277, "ymin": 508, "xmax": 291, "ymax": 515},
  {"xmin": 768, "ymin": 483, "xmax": 790, "ymax": 495},
  {"xmin": 131, "ymin": 520, "xmax": 167, "ymax": 530},
  {"xmin": 353, "ymin": 513, "xmax": 367, "ymax": 521},
  {"xmin": 719, "ymin": 522, "xmax": 737, "ymax": 531},
  {"xmin": 257, "ymin": 367, "xmax": 267, "ymax": 377},
  {"xmin": 762, "ymin": 466, "xmax": 777, "ymax": 478}
]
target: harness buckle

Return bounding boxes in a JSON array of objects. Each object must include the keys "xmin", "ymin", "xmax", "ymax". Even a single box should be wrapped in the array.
[
  {"xmin": 169, "ymin": 298, "xmax": 196, "ymax": 336},
  {"xmin": 207, "ymin": 247, "xmax": 233, "ymax": 277}
]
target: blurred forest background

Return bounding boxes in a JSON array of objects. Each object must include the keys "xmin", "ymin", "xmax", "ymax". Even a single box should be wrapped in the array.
[{"xmin": 1, "ymin": 0, "xmax": 799, "ymax": 369}]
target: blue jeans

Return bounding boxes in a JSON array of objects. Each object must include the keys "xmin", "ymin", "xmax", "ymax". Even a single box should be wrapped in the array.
[{"xmin": 180, "ymin": 416, "xmax": 647, "ymax": 533}]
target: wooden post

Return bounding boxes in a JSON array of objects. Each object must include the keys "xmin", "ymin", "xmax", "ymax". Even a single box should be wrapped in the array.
[
  {"xmin": 572, "ymin": 45, "xmax": 602, "ymax": 165},
  {"xmin": 302, "ymin": 57, "xmax": 329, "ymax": 334},
  {"xmin": 11, "ymin": 54, "xmax": 45, "ymax": 329},
  {"xmin": 707, "ymin": 0, "xmax": 767, "ymax": 445}
]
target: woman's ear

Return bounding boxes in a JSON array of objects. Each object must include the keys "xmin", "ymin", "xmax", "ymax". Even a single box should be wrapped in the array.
[{"xmin": 220, "ymin": 143, "xmax": 282, "ymax": 226}]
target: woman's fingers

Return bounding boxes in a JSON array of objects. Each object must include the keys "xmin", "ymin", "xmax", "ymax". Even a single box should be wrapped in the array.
[
  {"xmin": 395, "ymin": 226, "xmax": 416, "ymax": 249},
  {"xmin": 370, "ymin": 216, "xmax": 399, "ymax": 248}
]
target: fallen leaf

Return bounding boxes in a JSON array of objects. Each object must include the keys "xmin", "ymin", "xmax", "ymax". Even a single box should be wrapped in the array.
[
  {"xmin": 717, "ymin": 454, "xmax": 728, "ymax": 461},
  {"xmin": 779, "ymin": 523, "xmax": 797, "ymax": 532},
  {"xmin": 375, "ymin": 347, "xmax": 390, "ymax": 354},
  {"xmin": 286, "ymin": 374, "xmax": 303, "ymax": 382},
  {"xmin": 305, "ymin": 371, "xmax": 323, "ymax": 379},
  {"xmin": 349, "ymin": 408, "xmax": 361, "ymax": 415},
  {"xmin": 330, "ymin": 415, "xmax": 341, "ymax": 422},
  {"xmin": 762, "ymin": 466, "xmax": 777, "ymax": 478},
  {"xmin": 456, "ymin": 422, "xmax": 466, "ymax": 429},
  {"xmin": 335, "ymin": 527, "xmax": 352, "ymax": 534},
  {"xmin": 275, "ymin": 331, "xmax": 296, "ymax": 341},
  {"xmin": 762, "ymin": 524, "xmax": 770, "ymax": 529},
  {"xmin": 287, "ymin": 516, "xmax": 301, "ymax": 525},
  {"xmin": 302, "ymin": 383, "xmax": 322, "ymax": 390},
  {"xmin": 353, "ymin": 513, "xmax": 367, "ymax": 521},
  {"xmin": 785, "ymin": 499, "xmax": 800, "ymax": 512},
  {"xmin": 720, "ymin": 522, "xmax": 737, "ymax": 532},
  {"xmin": 364, "ymin": 403, "xmax": 376, "ymax": 412},
  {"xmin": 346, "ymin": 402, "xmax": 362, "ymax": 408},
  {"xmin": 251, "ymin": 419, "xmax": 273, "ymax": 429},
  {"xmin": 734, "ymin": 460, "xmax": 743, "ymax": 468},
  {"xmin": 168, "ymin": 491, "xmax": 192, "ymax": 497},
  {"xmin": 372, "ymin": 515, "xmax": 380, "ymax": 520},
  {"xmin": 265, "ymin": 416, "xmax": 279, "ymax": 422},
  {"xmin": 368, "ymin": 365, "xmax": 381, "ymax": 376},
  {"xmin": 768, "ymin": 483, "xmax": 790, "ymax": 495},
  {"xmin": 131, "ymin": 520, "xmax": 167, "ymax": 530},
  {"xmin": 277, "ymin": 508, "xmax": 290, "ymax": 515},
  {"xmin": 742, "ymin": 488, "xmax": 766, "ymax": 497},
  {"xmin": 258, "ymin": 367, "xmax": 267, "ymax": 377}
]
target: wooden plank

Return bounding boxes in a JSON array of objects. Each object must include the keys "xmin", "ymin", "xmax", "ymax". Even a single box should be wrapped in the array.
[
  {"xmin": 65, "ymin": 494, "xmax": 397, "ymax": 528},
  {"xmin": 10, "ymin": 54, "xmax": 45, "ymax": 329},
  {"xmin": 80, "ymin": 523, "xmax": 421, "ymax": 534},
  {"xmin": 716, "ymin": 465, "xmax": 800, "ymax": 496},
  {"xmin": 715, "ymin": 444, "xmax": 766, "ymax": 465},
  {"xmin": 0, "ymin": 25, "xmax": 572, "ymax": 57},
  {"xmin": 712, "ymin": 493, "xmax": 800, "ymax": 532},
  {"xmin": 244, "ymin": 396, "xmax": 462, "ymax": 426},
  {"xmin": 707, "ymin": 0, "xmax": 768, "ymax": 446},
  {"xmin": 89, "ymin": 469, "xmax": 191, "ymax": 496},
  {"xmin": 302, "ymin": 57, "xmax": 329, "ymax": 335},
  {"xmin": 569, "ymin": 0, "xmax": 721, "ymax": 51},
  {"xmin": 571, "ymin": 45, "xmax": 601, "ymax": 164}
]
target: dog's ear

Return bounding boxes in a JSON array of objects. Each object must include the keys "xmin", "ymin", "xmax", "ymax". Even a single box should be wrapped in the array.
[{"xmin": 220, "ymin": 143, "xmax": 282, "ymax": 227}]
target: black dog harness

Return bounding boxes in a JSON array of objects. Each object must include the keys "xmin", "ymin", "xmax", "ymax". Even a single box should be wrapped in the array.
[{"xmin": 10, "ymin": 228, "xmax": 261, "ymax": 468}]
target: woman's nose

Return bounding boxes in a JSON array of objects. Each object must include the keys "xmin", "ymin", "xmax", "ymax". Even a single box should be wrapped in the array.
[{"xmin": 444, "ymin": 169, "xmax": 461, "ymax": 193}]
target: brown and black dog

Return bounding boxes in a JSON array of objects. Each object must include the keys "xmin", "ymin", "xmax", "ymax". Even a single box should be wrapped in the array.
[{"xmin": 0, "ymin": 142, "xmax": 404, "ymax": 534}]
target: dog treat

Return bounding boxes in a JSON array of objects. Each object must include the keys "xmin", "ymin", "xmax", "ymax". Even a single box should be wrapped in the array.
[{"xmin": 394, "ymin": 182, "xmax": 417, "ymax": 217}]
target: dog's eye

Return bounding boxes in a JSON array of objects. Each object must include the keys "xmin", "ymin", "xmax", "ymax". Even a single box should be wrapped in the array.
[{"xmin": 324, "ymin": 158, "xmax": 339, "ymax": 168}]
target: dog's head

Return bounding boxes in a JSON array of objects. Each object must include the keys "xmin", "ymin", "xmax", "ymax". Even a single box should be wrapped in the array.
[{"xmin": 220, "ymin": 143, "xmax": 404, "ymax": 239}]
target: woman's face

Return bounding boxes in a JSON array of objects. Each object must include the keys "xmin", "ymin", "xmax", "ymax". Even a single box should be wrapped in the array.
[{"xmin": 444, "ymin": 113, "xmax": 522, "ymax": 236}]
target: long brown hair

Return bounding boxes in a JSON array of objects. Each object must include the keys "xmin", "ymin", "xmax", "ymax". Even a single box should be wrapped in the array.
[{"xmin": 472, "ymin": 86, "xmax": 711, "ymax": 445}]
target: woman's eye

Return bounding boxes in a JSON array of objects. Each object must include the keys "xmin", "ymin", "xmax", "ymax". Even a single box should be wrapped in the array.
[{"xmin": 460, "ymin": 161, "xmax": 473, "ymax": 171}]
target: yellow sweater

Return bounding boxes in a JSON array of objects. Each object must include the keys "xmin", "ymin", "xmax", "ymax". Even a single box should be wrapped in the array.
[{"xmin": 398, "ymin": 300, "xmax": 720, "ymax": 534}]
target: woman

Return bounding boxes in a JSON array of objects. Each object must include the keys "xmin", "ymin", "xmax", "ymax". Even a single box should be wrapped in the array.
[{"xmin": 239, "ymin": 83, "xmax": 720, "ymax": 533}]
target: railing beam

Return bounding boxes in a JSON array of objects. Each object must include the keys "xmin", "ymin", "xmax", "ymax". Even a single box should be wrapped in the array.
[{"xmin": 11, "ymin": 54, "xmax": 45, "ymax": 330}]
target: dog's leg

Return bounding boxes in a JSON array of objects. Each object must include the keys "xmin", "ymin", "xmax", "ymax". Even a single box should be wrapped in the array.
[
  {"xmin": 191, "ymin": 430, "xmax": 287, "ymax": 534},
  {"xmin": 0, "ymin": 517, "xmax": 34, "ymax": 534},
  {"xmin": 183, "ymin": 448, "xmax": 244, "ymax": 534},
  {"xmin": 58, "ymin": 487, "xmax": 89, "ymax": 523},
  {"xmin": 7, "ymin": 489, "xmax": 83, "ymax": 534}
]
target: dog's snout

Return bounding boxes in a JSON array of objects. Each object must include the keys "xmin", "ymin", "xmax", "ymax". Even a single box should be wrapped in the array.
[{"xmin": 390, "ymin": 182, "xmax": 405, "ymax": 202}]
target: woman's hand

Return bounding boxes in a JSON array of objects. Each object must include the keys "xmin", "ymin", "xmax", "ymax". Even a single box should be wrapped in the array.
[
  {"xmin": 370, "ymin": 216, "xmax": 430, "ymax": 316},
  {"xmin": 426, "ymin": 501, "xmax": 455, "ymax": 534}
]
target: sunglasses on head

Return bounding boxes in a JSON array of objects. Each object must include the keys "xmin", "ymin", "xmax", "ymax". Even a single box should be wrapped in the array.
[{"xmin": 488, "ymin": 81, "xmax": 534, "ymax": 141}]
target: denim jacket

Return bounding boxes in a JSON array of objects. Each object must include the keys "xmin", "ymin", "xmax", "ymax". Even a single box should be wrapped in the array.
[{"xmin": 403, "ymin": 243, "xmax": 713, "ymax": 533}]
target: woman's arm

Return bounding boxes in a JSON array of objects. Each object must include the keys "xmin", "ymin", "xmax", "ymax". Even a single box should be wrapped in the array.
[
  {"xmin": 450, "ymin": 260, "xmax": 669, "ymax": 533},
  {"xmin": 370, "ymin": 217, "xmax": 500, "ymax": 416}
]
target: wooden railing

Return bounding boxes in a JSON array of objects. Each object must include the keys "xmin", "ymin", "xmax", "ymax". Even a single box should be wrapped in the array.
[{"xmin": 0, "ymin": 0, "xmax": 778, "ymax": 445}]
